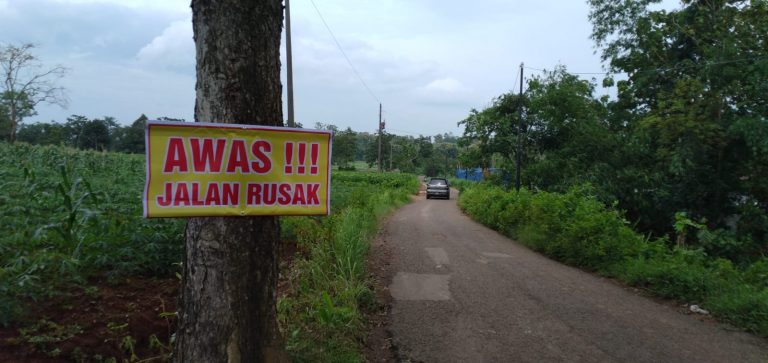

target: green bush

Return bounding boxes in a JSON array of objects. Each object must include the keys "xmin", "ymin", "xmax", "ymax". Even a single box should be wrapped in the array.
[{"xmin": 459, "ymin": 183, "xmax": 768, "ymax": 337}]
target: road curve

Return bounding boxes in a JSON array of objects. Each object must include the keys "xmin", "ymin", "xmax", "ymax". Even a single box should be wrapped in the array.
[{"xmin": 381, "ymin": 188, "xmax": 768, "ymax": 362}]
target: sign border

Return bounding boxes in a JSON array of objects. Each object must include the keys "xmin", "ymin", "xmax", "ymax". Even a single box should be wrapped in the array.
[{"xmin": 143, "ymin": 120, "xmax": 333, "ymax": 218}]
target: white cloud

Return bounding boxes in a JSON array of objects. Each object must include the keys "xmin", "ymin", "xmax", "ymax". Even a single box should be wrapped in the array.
[
  {"xmin": 420, "ymin": 78, "xmax": 465, "ymax": 94},
  {"xmin": 412, "ymin": 77, "xmax": 474, "ymax": 109},
  {"xmin": 136, "ymin": 19, "xmax": 194, "ymax": 71}
]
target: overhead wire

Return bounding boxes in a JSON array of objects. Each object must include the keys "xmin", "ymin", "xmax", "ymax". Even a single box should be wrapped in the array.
[
  {"xmin": 309, "ymin": 0, "xmax": 421, "ymax": 134},
  {"xmin": 308, "ymin": 0, "xmax": 381, "ymax": 104}
]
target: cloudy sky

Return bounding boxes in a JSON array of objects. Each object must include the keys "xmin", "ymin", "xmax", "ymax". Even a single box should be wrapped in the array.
[{"xmin": 0, "ymin": 0, "xmax": 676, "ymax": 136}]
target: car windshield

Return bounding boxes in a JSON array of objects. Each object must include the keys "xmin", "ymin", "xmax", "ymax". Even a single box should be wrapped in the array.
[{"xmin": 428, "ymin": 179, "xmax": 447, "ymax": 186}]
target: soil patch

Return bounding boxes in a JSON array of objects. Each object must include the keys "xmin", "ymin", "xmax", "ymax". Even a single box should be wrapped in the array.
[
  {"xmin": 363, "ymin": 216, "xmax": 398, "ymax": 362},
  {"xmin": 0, "ymin": 277, "xmax": 179, "ymax": 362}
]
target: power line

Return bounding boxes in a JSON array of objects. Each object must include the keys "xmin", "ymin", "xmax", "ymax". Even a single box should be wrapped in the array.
[
  {"xmin": 381, "ymin": 110, "xmax": 429, "ymax": 136},
  {"xmin": 512, "ymin": 63, "xmax": 520, "ymax": 91},
  {"xmin": 308, "ymin": 0, "xmax": 381, "ymax": 104}
]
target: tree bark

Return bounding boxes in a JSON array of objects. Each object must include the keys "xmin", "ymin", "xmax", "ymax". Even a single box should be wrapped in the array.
[
  {"xmin": 9, "ymin": 101, "xmax": 17, "ymax": 143},
  {"xmin": 174, "ymin": 1, "xmax": 287, "ymax": 362}
]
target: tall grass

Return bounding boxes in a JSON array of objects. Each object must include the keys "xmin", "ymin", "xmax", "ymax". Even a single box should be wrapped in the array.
[
  {"xmin": 278, "ymin": 172, "xmax": 418, "ymax": 362},
  {"xmin": 459, "ymin": 183, "xmax": 768, "ymax": 336}
]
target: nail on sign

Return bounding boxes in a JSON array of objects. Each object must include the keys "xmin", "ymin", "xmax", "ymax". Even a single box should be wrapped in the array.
[{"xmin": 143, "ymin": 121, "xmax": 332, "ymax": 218}]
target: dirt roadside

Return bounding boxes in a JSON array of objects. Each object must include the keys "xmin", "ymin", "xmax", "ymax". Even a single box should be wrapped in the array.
[{"xmin": 363, "ymin": 183, "xmax": 428, "ymax": 362}]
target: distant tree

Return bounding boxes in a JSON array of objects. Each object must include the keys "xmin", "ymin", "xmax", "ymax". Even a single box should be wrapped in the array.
[
  {"xmin": 366, "ymin": 131, "xmax": 394, "ymax": 169},
  {"xmin": 415, "ymin": 136, "xmax": 433, "ymax": 165},
  {"xmin": 355, "ymin": 132, "xmax": 374, "ymax": 161},
  {"xmin": 16, "ymin": 121, "xmax": 66, "ymax": 145},
  {"xmin": 314, "ymin": 122, "xmax": 338, "ymax": 132},
  {"xmin": 391, "ymin": 136, "xmax": 419, "ymax": 173},
  {"xmin": 428, "ymin": 141, "xmax": 458, "ymax": 177},
  {"xmin": 114, "ymin": 114, "xmax": 147, "ymax": 153},
  {"xmin": 0, "ymin": 43, "xmax": 67, "ymax": 142},
  {"xmin": 64, "ymin": 115, "xmax": 113, "ymax": 151},
  {"xmin": 458, "ymin": 92, "xmax": 525, "ymax": 172},
  {"xmin": 332, "ymin": 127, "xmax": 356, "ymax": 166}
]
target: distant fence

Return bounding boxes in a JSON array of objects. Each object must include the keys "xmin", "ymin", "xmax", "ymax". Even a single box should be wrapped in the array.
[{"xmin": 455, "ymin": 168, "xmax": 504, "ymax": 182}]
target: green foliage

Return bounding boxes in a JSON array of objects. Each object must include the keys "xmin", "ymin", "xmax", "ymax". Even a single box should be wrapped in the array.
[
  {"xmin": 459, "ymin": 183, "xmax": 768, "ymax": 336},
  {"xmin": 278, "ymin": 171, "xmax": 417, "ymax": 362},
  {"xmin": 584, "ymin": 0, "xmax": 768, "ymax": 248},
  {"xmin": 458, "ymin": 1, "xmax": 768, "ymax": 262},
  {"xmin": 332, "ymin": 127, "xmax": 357, "ymax": 167},
  {"xmin": 447, "ymin": 177, "xmax": 475, "ymax": 192},
  {"xmin": 0, "ymin": 142, "xmax": 183, "ymax": 325}
]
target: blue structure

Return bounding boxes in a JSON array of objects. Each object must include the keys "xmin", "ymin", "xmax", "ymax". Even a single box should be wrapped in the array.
[{"xmin": 455, "ymin": 168, "xmax": 503, "ymax": 182}]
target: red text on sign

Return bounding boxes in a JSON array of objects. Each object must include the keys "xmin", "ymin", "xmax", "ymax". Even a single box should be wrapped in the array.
[
  {"xmin": 162, "ymin": 137, "xmax": 272, "ymax": 175},
  {"xmin": 156, "ymin": 182, "xmax": 240, "ymax": 207},
  {"xmin": 283, "ymin": 141, "xmax": 320, "ymax": 175},
  {"xmin": 246, "ymin": 183, "xmax": 321, "ymax": 206}
]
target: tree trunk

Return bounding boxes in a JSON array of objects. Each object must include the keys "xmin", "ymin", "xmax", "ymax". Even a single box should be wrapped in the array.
[
  {"xmin": 9, "ymin": 101, "xmax": 17, "ymax": 143},
  {"xmin": 174, "ymin": 1, "xmax": 287, "ymax": 362}
]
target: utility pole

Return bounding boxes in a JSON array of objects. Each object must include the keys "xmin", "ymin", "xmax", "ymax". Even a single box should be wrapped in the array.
[
  {"xmin": 285, "ymin": 0, "xmax": 295, "ymax": 127},
  {"xmin": 515, "ymin": 62, "xmax": 523, "ymax": 192},
  {"xmin": 389, "ymin": 143, "xmax": 393, "ymax": 171},
  {"xmin": 378, "ymin": 103, "xmax": 383, "ymax": 172}
]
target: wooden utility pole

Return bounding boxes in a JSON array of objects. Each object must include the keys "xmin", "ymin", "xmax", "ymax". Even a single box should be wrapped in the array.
[
  {"xmin": 285, "ymin": 0, "xmax": 295, "ymax": 127},
  {"xmin": 175, "ymin": 1, "xmax": 288, "ymax": 361},
  {"xmin": 515, "ymin": 62, "xmax": 523, "ymax": 192},
  {"xmin": 378, "ymin": 103, "xmax": 382, "ymax": 172}
]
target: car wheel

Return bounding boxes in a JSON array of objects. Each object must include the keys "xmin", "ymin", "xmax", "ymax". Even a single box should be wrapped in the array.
[{"xmin": 426, "ymin": 195, "xmax": 430, "ymax": 199}]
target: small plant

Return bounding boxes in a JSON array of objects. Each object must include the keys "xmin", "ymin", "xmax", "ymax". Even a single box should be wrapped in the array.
[
  {"xmin": 673, "ymin": 212, "xmax": 705, "ymax": 248},
  {"xmin": 19, "ymin": 319, "xmax": 83, "ymax": 353},
  {"xmin": 84, "ymin": 285, "xmax": 99, "ymax": 297},
  {"xmin": 121, "ymin": 335, "xmax": 138, "ymax": 362}
]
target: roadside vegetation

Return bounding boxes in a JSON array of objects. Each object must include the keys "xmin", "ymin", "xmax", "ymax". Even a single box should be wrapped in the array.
[
  {"xmin": 278, "ymin": 172, "xmax": 418, "ymax": 362},
  {"xmin": 0, "ymin": 142, "xmax": 183, "ymax": 325},
  {"xmin": 455, "ymin": 1, "xmax": 768, "ymax": 337},
  {"xmin": 0, "ymin": 141, "xmax": 418, "ymax": 361},
  {"xmin": 458, "ymin": 184, "xmax": 768, "ymax": 336}
]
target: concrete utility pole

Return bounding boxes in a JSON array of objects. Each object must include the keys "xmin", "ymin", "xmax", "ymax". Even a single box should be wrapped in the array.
[
  {"xmin": 286, "ymin": 0, "xmax": 295, "ymax": 127},
  {"xmin": 378, "ymin": 103, "xmax": 383, "ymax": 172},
  {"xmin": 515, "ymin": 62, "xmax": 523, "ymax": 192}
]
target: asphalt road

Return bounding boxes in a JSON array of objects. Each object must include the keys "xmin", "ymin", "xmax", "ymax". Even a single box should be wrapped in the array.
[{"xmin": 382, "ymin": 188, "xmax": 768, "ymax": 363}]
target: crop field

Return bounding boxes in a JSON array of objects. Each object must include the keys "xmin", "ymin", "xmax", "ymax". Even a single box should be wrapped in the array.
[{"xmin": 0, "ymin": 141, "xmax": 418, "ymax": 362}]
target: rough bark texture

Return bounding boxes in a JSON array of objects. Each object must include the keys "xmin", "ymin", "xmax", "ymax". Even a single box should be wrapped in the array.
[{"xmin": 174, "ymin": 1, "xmax": 286, "ymax": 362}]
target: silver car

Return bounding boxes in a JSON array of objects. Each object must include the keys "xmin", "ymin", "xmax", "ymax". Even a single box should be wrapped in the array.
[{"xmin": 426, "ymin": 178, "xmax": 450, "ymax": 199}]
